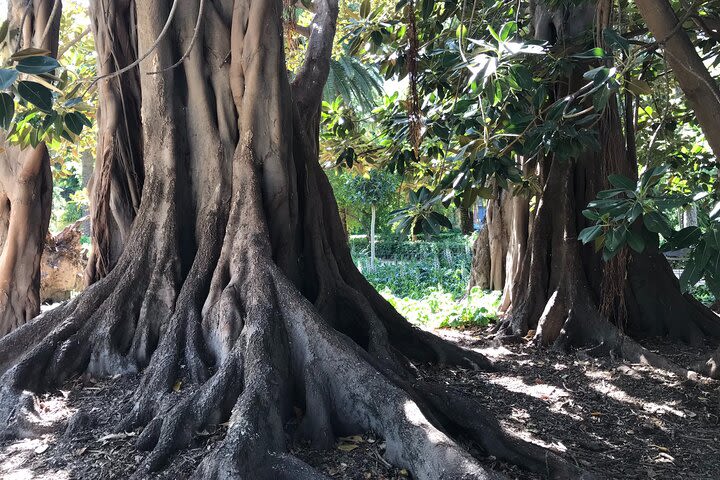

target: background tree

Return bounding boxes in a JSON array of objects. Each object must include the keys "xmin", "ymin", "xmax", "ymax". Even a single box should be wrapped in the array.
[
  {"xmin": 0, "ymin": 0, "xmax": 61, "ymax": 335},
  {"xmin": 338, "ymin": 168, "xmax": 397, "ymax": 268}
]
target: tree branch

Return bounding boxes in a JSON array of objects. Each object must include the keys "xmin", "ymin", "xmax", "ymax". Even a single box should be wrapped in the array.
[
  {"xmin": 289, "ymin": 21, "xmax": 311, "ymax": 37},
  {"xmin": 291, "ymin": 0, "xmax": 338, "ymax": 117}
]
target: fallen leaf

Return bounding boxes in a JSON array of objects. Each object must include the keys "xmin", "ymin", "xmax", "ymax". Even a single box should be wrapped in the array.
[
  {"xmin": 98, "ymin": 431, "xmax": 136, "ymax": 442},
  {"xmin": 173, "ymin": 380, "xmax": 182, "ymax": 392},
  {"xmin": 34, "ymin": 444, "xmax": 49, "ymax": 454},
  {"xmin": 339, "ymin": 435, "xmax": 363, "ymax": 443},
  {"xmin": 337, "ymin": 443, "xmax": 359, "ymax": 452},
  {"xmin": 74, "ymin": 447, "xmax": 87, "ymax": 456}
]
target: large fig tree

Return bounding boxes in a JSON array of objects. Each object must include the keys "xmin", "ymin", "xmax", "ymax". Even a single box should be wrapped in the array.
[{"xmin": 0, "ymin": 1, "xmax": 587, "ymax": 478}]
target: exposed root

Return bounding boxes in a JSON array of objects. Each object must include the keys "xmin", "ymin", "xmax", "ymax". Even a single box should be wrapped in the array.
[{"xmin": 0, "ymin": 1, "xmax": 590, "ymax": 477}]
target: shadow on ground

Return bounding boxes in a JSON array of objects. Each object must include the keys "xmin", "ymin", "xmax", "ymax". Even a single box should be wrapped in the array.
[{"xmin": 1, "ymin": 329, "xmax": 718, "ymax": 479}]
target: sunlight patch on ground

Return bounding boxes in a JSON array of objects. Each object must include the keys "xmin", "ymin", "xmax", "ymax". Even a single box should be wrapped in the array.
[
  {"xmin": 0, "ymin": 436, "xmax": 70, "ymax": 480},
  {"xmin": 0, "ymin": 392, "xmax": 75, "ymax": 480},
  {"xmin": 584, "ymin": 369, "xmax": 687, "ymax": 418},
  {"xmin": 487, "ymin": 375, "xmax": 582, "ymax": 420}
]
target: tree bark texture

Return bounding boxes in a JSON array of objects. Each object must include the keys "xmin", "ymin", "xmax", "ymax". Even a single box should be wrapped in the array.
[
  {"xmin": 0, "ymin": 0, "xmax": 61, "ymax": 336},
  {"xmin": 468, "ymin": 190, "xmax": 529, "ymax": 314},
  {"xmin": 85, "ymin": 0, "xmax": 144, "ymax": 285},
  {"xmin": 0, "ymin": 1, "xmax": 589, "ymax": 478},
  {"xmin": 459, "ymin": 205, "xmax": 474, "ymax": 235}
]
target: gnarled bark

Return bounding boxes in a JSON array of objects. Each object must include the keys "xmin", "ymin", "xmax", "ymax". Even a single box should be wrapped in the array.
[
  {"xmin": 0, "ymin": 1, "xmax": 587, "ymax": 478},
  {"xmin": 85, "ymin": 0, "xmax": 144, "ymax": 285},
  {"xmin": 0, "ymin": 0, "xmax": 61, "ymax": 336}
]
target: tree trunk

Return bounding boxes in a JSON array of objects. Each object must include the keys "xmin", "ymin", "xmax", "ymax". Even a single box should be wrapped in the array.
[
  {"xmin": 459, "ymin": 205, "xmax": 474, "ymax": 235},
  {"xmin": 0, "ymin": 1, "xmax": 586, "ymax": 478},
  {"xmin": 468, "ymin": 224, "xmax": 491, "ymax": 290},
  {"xmin": 497, "ymin": 0, "xmax": 720, "ymax": 370},
  {"xmin": 468, "ymin": 190, "xmax": 529, "ymax": 305},
  {"xmin": 84, "ymin": 0, "xmax": 144, "ymax": 285},
  {"xmin": 682, "ymin": 204, "xmax": 698, "ymax": 228},
  {"xmin": 370, "ymin": 203, "xmax": 376, "ymax": 270},
  {"xmin": 0, "ymin": 0, "xmax": 61, "ymax": 336},
  {"xmin": 634, "ymin": 0, "xmax": 720, "ymax": 162}
]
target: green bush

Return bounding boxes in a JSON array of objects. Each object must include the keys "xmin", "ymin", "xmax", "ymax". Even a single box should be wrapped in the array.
[
  {"xmin": 382, "ymin": 287, "xmax": 501, "ymax": 329},
  {"xmin": 357, "ymin": 258, "xmax": 469, "ymax": 299},
  {"xmin": 351, "ymin": 232, "xmax": 472, "ymax": 271},
  {"xmin": 352, "ymin": 235, "xmax": 501, "ymax": 329}
]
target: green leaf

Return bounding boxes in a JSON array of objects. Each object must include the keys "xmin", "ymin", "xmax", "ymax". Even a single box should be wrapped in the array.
[
  {"xmin": 706, "ymin": 227, "xmax": 720, "ymax": 249},
  {"xmin": 0, "ymin": 69, "xmax": 18, "ymax": 90},
  {"xmin": 602, "ymin": 28, "xmax": 629, "ymax": 53},
  {"xmin": 10, "ymin": 47, "xmax": 51, "ymax": 61},
  {"xmin": 64, "ymin": 112, "xmax": 84, "ymax": 135},
  {"xmin": 0, "ymin": 92, "xmax": 14, "ymax": 129},
  {"xmin": 627, "ymin": 202, "xmax": 643, "ymax": 223},
  {"xmin": 499, "ymin": 22, "xmax": 517, "ymax": 41},
  {"xmin": 488, "ymin": 26, "xmax": 500, "ymax": 43},
  {"xmin": 421, "ymin": 0, "xmax": 434, "ymax": 19},
  {"xmin": 667, "ymin": 226, "xmax": 702, "ymax": 250},
  {"xmin": 360, "ymin": 0, "xmax": 370, "ymax": 17},
  {"xmin": 510, "ymin": 65, "xmax": 534, "ymax": 90},
  {"xmin": 710, "ymin": 201, "xmax": 720, "ymax": 220},
  {"xmin": 642, "ymin": 212, "xmax": 671, "ymax": 237},
  {"xmin": 579, "ymin": 225, "xmax": 603, "ymax": 244},
  {"xmin": 429, "ymin": 211, "xmax": 452, "ymax": 229},
  {"xmin": 592, "ymin": 86, "xmax": 611, "ymax": 112},
  {"xmin": 626, "ymin": 230, "xmax": 645, "ymax": 253},
  {"xmin": 607, "ymin": 174, "xmax": 635, "ymax": 191},
  {"xmin": 77, "ymin": 112, "xmax": 92, "ymax": 128},
  {"xmin": 602, "ymin": 247, "xmax": 618, "ymax": 261},
  {"xmin": 17, "ymin": 81, "xmax": 53, "ymax": 112},
  {"xmin": 0, "ymin": 21, "xmax": 8, "ymax": 44},
  {"xmin": 15, "ymin": 56, "xmax": 60, "ymax": 75},
  {"xmin": 573, "ymin": 48, "xmax": 605, "ymax": 60},
  {"xmin": 582, "ymin": 209, "xmax": 600, "ymax": 221},
  {"xmin": 680, "ymin": 241, "xmax": 714, "ymax": 293},
  {"xmin": 605, "ymin": 227, "xmax": 626, "ymax": 252}
]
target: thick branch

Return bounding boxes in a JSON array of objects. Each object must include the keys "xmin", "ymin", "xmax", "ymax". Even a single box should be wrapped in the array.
[
  {"xmin": 291, "ymin": 0, "xmax": 338, "ymax": 116},
  {"xmin": 635, "ymin": 0, "xmax": 720, "ymax": 162}
]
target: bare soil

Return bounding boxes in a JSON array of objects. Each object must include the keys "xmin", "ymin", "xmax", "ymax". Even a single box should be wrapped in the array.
[{"xmin": 1, "ymin": 328, "xmax": 718, "ymax": 480}]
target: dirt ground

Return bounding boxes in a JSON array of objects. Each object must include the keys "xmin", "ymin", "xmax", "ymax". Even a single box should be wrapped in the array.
[{"xmin": 1, "ymin": 328, "xmax": 719, "ymax": 480}]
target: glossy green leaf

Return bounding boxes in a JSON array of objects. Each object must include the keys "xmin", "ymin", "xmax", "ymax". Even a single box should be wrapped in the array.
[
  {"xmin": 607, "ymin": 174, "xmax": 635, "ymax": 191},
  {"xmin": 17, "ymin": 81, "xmax": 53, "ymax": 112},
  {"xmin": 626, "ymin": 230, "xmax": 645, "ymax": 253},
  {"xmin": 579, "ymin": 225, "xmax": 603, "ymax": 244},
  {"xmin": 15, "ymin": 56, "xmax": 60, "ymax": 75},
  {"xmin": 0, "ymin": 92, "xmax": 14, "ymax": 129}
]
